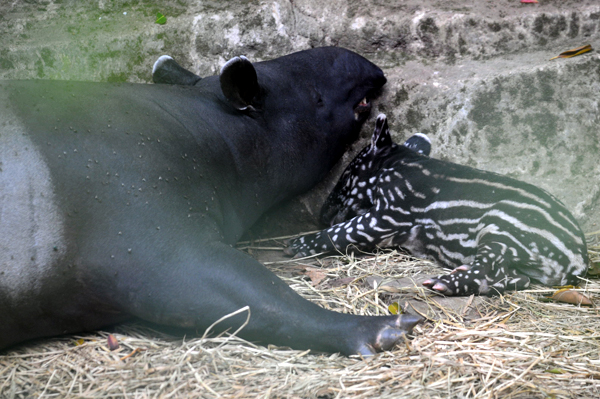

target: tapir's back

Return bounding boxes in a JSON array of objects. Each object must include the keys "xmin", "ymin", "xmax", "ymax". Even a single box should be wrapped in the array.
[{"xmin": 387, "ymin": 150, "xmax": 589, "ymax": 279}]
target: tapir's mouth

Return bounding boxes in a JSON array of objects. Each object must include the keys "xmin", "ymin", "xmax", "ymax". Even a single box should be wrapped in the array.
[{"xmin": 353, "ymin": 97, "xmax": 372, "ymax": 121}]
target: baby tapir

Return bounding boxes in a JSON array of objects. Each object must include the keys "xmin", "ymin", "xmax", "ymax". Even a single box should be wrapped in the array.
[{"xmin": 285, "ymin": 114, "xmax": 589, "ymax": 296}]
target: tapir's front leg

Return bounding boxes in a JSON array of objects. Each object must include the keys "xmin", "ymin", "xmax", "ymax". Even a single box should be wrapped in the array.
[
  {"xmin": 285, "ymin": 206, "xmax": 414, "ymax": 258},
  {"xmin": 118, "ymin": 241, "xmax": 420, "ymax": 356}
]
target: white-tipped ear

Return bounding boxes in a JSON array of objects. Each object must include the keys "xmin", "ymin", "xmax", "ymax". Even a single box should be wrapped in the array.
[
  {"xmin": 152, "ymin": 55, "xmax": 173, "ymax": 75},
  {"xmin": 219, "ymin": 56, "xmax": 259, "ymax": 111},
  {"xmin": 152, "ymin": 55, "xmax": 201, "ymax": 86},
  {"xmin": 402, "ymin": 133, "xmax": 431, "ymax": 156}
]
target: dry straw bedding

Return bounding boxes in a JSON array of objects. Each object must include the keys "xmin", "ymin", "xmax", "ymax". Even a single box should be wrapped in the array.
[{"xmin": 2, "ymin": 234, "xmax": 600, "ymax": 398}]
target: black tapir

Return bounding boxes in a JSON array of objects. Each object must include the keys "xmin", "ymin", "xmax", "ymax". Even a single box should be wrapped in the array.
[{"xmin": 0, "ymin": 47, "xmax": 420, "ymax": 356}]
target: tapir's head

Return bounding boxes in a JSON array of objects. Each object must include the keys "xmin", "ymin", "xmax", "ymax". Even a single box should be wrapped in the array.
[
  {"xmin": 154, "ymin": 49, "xmax": 385, "ymax": 152},
  {"xmin": 251, "ymin": 47, "xmax": 386, "ymax": 121},
  {"xmin": 219, "ymin": 47, "xmax": 387, "ymax": 185},
  {"xmin": 153, "ymin": 47, "xmax": 386, "ymax": 199}
]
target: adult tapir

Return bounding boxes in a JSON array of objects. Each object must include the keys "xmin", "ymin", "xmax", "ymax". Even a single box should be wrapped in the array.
[{"xmin": 0, "ymin": 47, "xmax": 421, "ymax": 356}]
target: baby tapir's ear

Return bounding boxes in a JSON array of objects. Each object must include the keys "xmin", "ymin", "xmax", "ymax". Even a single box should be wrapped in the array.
[
  {"xmin": 220, "ymin": 56, "xmax": 260, "ymax": 111},
  {"xmin": 370, "ymin": 114, "xmax": 394, "ymax": 154},
  {"xmin": 402, "ymin": 133, "xmax": 432, "ymax": 156},
  {"xmin": 152, "ymin": 55, "xmax": 202, "ymax": 86}
]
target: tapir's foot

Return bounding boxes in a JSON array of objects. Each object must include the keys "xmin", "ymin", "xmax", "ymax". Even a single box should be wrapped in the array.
[
  {"xmin": 283, "ymin": 235, "xmax": 317, "ymax": 258},
  {"xmin": 422, "ymin": 276, "xmax": 456, "ymax": 296},
  {"xmin": 422, "ymin": 265, "xmax": 490, "ymax": 296},
  {"xmin": 282, "ymin": 243, "xmax": 299, "ymax": 257},
  {"xmin": 356, "ymin": 313, "xmax": 422, "ymax": 356}
]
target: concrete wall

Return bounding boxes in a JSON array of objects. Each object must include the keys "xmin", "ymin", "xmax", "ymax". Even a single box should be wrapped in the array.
[{"xmin": 2, "ymin": 0, "xmax": 599, "ymax": 236}]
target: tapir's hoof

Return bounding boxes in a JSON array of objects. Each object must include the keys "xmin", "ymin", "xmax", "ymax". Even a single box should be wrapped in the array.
[
  {"xmin": 283, "ymin": 239, "xmax": 307, "ymax": 258},
  {"xmin": 450, "ymin": 265, "xmax": 471, "ymax": 274},
  {"xmin": 357, "ymin": 313, "xmax": 422, "ymax": 356},
  {"xmin": 422, "ymin": 278, "xmax": 453, "ymax": 296},
  {"xmin": 422, "ymin": 278, "xmax": 434, "ymax": 289},
  {"xmin": 283, "ymin": 246, "xmax": 296, "ymax": 256}
]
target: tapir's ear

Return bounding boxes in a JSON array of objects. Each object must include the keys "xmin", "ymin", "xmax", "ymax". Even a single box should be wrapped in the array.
[
  {"xmin": 220, "ymin": 56, "xmax": 259, "ymax": 111},
  {"xmin": 402, "ymin": 133, "xmax": 432, "ymax": 156},
  {"xmin": 152, "ymin": 55, "xmax": 202, "ymax": 86},
  {"xmin": 370, "ymin": 114, "xmax": 393, "ymax": 154}
]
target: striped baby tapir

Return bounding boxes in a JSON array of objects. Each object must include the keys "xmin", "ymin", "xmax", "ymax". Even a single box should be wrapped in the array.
[{"xmin": 285, "ymin": 114, "xmax": 589, "ymax": 296}]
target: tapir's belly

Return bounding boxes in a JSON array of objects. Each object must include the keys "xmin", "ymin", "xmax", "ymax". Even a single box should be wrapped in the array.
[{"xmin": 0, "ymin": 116, "xmax": 66, "ymax": 305}]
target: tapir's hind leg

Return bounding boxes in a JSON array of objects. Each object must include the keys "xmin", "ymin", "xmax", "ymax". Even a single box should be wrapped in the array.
[
  {"xmin": 116, "ymin": 241, "xmax": 421, "ymax": 356},
  {"xmin": 423, "ymin": 239, "xmax": 532, "ymax": 296}
]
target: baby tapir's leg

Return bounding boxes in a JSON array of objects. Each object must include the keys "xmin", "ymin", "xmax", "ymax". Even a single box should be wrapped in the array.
[
  {"xmin": 284, "ymin": 205, "xmax": 413, "ymax": 258},
  {"xmin": 423, "ymin": 238, "xmax": 532, "ymax": 296}
]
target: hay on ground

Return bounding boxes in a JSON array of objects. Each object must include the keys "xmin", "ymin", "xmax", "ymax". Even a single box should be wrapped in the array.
[{"xmin": 2, "ymin": 233, "xmax": 600, "ymax": 398}]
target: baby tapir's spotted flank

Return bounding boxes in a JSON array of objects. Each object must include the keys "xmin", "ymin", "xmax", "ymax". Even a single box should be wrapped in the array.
[{"xmin": 285, "ymin": 114, "xmax": 589, "ymax": 296}]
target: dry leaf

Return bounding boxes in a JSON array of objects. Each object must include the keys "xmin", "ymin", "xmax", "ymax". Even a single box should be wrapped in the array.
[
  {"xmin": 304, "ymin": 267, "xmax": 326, "ymax": 286},
  {"xmin": 586, "ymin": 261, "xmax": 600, "ymax": 277},
  {"xmin": 550, "ymin": 288, "xmax": 593, "ymax": 306},
  {"xmin": 328, "ymin": 277, "xmax": 355, "ymax": 288},
  {"xmin": 550, "ymin": 44, "xmax": 592, "ymax": 60},
  {"xmin": 107, "ymin": 334, "xmax": 120, "ymax": 351},
  {"xmin": 555, "ymin": 285, "xmax": 576, "ymax": 289},
  {"xmin": 120, "ymin": 348, "xmax": 145, "ymax": 361}
]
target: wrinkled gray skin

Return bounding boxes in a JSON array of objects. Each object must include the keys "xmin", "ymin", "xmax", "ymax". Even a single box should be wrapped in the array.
[{"xmin": 0, "ymin": 47, "xmax": 420, "ymax": 356}]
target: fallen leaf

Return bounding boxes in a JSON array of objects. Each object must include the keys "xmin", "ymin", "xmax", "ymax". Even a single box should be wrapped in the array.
[
  {"xmin": 545, "ymin": 368, "xmax": 565, "ymax": 374},
  {"xmin": 120, "ymin": 348, "xmax": 144, "ymax": 361},
  {"xmin": 156, "ymin": 12, "xmax": 167, "ymax": 25},
  {"xmin": 550, "ymin": 44, "xmax": 592, "ymax": 60},
  {"xmin": 286, "ymin": 264, "xmax": 311, "ymax": 274},
  {"xmin": 328, "ymin": 277, "xmax": 355, "ymax": 288},
  {"xmin": 549, "ymin": 288, "xmax": 593, "ymax": 306},
  {"xmin": 74, "ymin": 338, "xmax": 85, "ymax": 346},
  {"xmin": 107, "ymin": 334, "xmax": 119, "ymax": 351},
  {"xmin": 586, "ymin": 261, "xmax": 600, "ymax": 277},
  {"xmin": 554, "ymin": 285, "xmax": 576, "ymax": 289},
  {"xmin": 388, "ymin": 302, "xmax": 400, "ymax": 315},
  {"xmin": 304, "ymin": 267, "xmax": 326, "ymax": 286}
]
